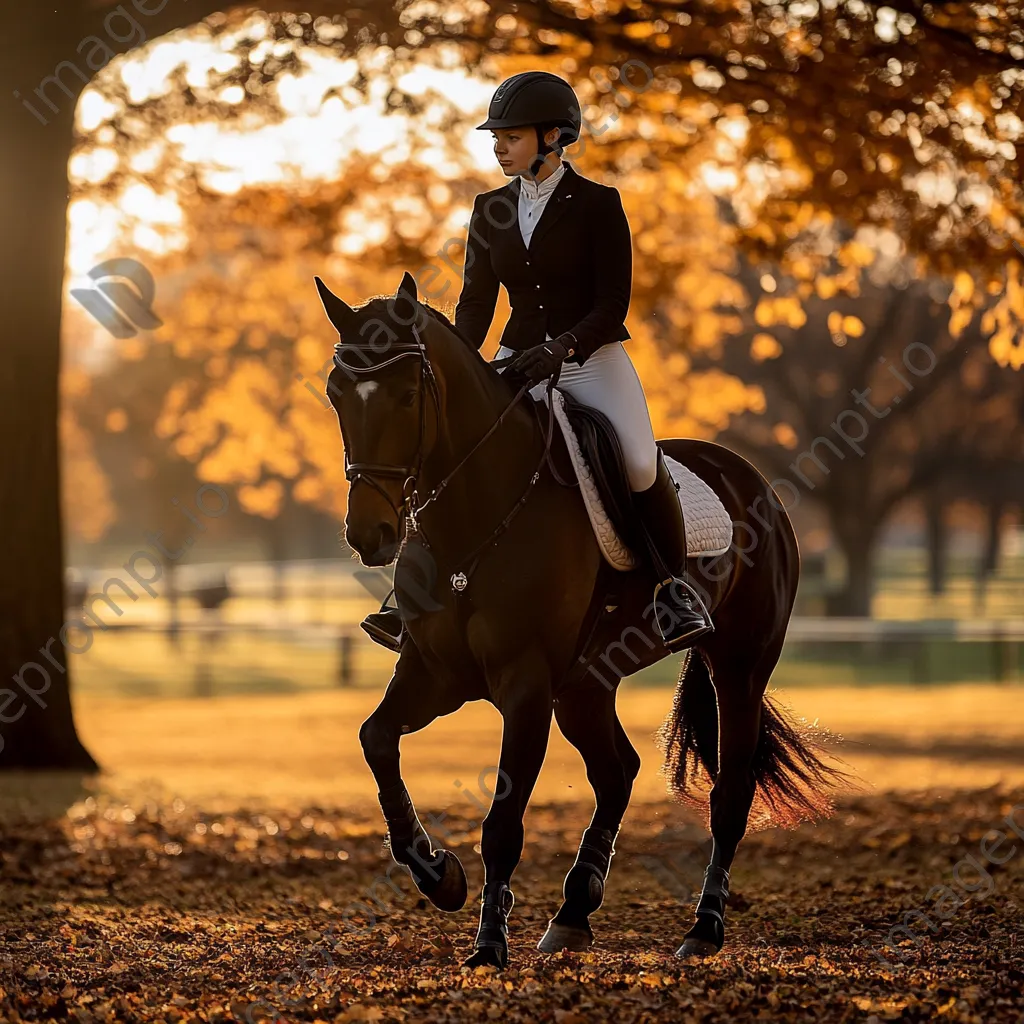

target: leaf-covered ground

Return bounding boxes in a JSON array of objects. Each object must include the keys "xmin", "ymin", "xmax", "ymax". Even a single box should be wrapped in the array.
[{"xmin": 2, "ymin": 785, "xmax": 1022, "ymax": 1023}]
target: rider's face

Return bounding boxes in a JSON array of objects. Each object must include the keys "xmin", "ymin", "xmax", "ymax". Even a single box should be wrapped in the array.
[{"xmin": 491, "ymin": 126, "xmax": 560, "ymax": 178}]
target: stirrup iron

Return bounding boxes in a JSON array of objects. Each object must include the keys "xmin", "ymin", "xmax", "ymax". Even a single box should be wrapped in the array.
[
  {"xmin": 360, "ymin": 589, "xmax": 405, "ymax": 652},
  {"xmin": 652, "ymin": 575, "xmax": 714, "ymax": 652}
]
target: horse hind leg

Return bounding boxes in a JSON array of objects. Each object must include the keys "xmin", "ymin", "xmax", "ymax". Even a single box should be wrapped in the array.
[
  {"xmin": 360, "ymin": 643, "xmax": 469, "ymax": 914},
  {"xmin": 674, "ymin": 637, "xmax": 842, "ymax": 958},
  {"xmin": 674, "ymin": 648, "xmax": 760, "ymax": 958},
  {"xmin": 538, "ymin": 690, "xmax": 641, "ymax": 954}
]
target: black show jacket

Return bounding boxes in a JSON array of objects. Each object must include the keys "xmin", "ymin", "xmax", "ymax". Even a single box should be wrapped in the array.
[{"xmin": 454, "ymin": 162, "xmax": 632, "ymax": 367}]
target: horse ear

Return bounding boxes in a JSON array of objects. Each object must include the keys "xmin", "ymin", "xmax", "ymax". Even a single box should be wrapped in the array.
[
  {"xmin": 395, "ymin": 271, "xmax": 418, "ymax": 305},
  {"xmin": 314, "ymin": 276, "xmax": 354, "ymax": 333}
]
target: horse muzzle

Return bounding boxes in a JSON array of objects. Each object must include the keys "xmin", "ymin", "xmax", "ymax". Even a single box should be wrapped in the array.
[{"xmin": 346, "ymin": 519, "xmax": 400, "ymax": 566}]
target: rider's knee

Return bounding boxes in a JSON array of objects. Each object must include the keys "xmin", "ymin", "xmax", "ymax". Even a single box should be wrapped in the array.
[{"xmin": 625, "ymin": 445, "xmax": 658, "ymax": 491}]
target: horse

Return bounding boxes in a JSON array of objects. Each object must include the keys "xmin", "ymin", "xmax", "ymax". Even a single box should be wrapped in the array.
[{"xmin": 315, "ymin": 271, "xmax": 842, "ymax": 968}]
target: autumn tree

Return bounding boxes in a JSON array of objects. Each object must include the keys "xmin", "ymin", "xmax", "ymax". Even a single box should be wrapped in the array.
[
  {"xmin": 694, "ymin": 245, "xmax": 1024, "ymax": 614},
  {"xmin": 77, "ymin": 113, "xmax": 763, "ymax": 519},
  {"xmin": 3, "ymin": 0, "xmax": 1023, "ymax": 766}
]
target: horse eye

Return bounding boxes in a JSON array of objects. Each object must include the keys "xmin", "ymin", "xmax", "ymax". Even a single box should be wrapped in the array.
[{"xmin": 400, "ymin": 390, "xmax": 417, "ymax": 408}]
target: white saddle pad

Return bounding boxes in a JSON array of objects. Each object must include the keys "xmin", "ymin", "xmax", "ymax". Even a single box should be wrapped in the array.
[{"xmin": 547, "ymin": 388, "xmax": 733, "ymax": 572}]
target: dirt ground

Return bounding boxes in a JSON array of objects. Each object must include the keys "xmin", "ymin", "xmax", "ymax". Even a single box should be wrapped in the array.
[{"xmin": 1, "ymin": 685, "xmax": 1023, "ymax": 1023}]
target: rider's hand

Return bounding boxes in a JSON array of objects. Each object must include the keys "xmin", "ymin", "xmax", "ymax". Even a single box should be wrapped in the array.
[{"xmin": 507, "ymin": 337, "xmax": 573, "ymax": 386}]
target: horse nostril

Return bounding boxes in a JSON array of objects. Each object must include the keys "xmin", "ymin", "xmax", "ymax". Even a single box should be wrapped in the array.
[
  {"xmin": 344, "ymin": 517, "xmax": 400, "ymax": 567},
  {"xmin": 377, "ymin": 522, "xmax": 397, "ymax": 557}
]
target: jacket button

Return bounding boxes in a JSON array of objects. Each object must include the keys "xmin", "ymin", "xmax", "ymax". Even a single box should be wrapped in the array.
[
  {"xmin": 539, "ymin": 304, "xmax": 544, "ymax": 309},
  {"xmin": 535, "ymin": 284, "xmax": 540, "ymax": 289},
  {"xmin": 525, "ymin": 260, "xmax": 530, "ymax": 266}
]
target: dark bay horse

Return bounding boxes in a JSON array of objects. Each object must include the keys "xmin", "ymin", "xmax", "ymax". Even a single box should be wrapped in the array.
[{"xmin": 315, "ymin": 272, "xmax": 842, "ymax": 968}]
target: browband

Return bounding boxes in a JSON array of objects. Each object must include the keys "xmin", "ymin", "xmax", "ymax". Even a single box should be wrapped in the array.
[{"xmin": 333, "ymin": 338, "xmax": 426, "ymax": 375}]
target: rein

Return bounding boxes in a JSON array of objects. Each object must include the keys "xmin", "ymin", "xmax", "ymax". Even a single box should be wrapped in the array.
[{"xmin": 334, "ymin": 323, "xmax": 564, "ymax": 594}]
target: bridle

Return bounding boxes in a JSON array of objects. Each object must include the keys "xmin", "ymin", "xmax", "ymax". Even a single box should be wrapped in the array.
[
  {"xmin": 334, "ymin": 318, "xmax": 566, "ymax": 589},
  {"xmin": 335, "ymin": 322, "xmax": 439, "ymax": 532}
]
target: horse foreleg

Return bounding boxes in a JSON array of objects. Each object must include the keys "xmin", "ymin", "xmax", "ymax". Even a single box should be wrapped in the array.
[
  {"xmin": 465, "ymin": 659, "xmax": 553, "ymax": 969},
  {"xmin": 359, "ymin": 643, "xmax": 469, "ymax": 913},
  {"xmin": 537, "ymin": 692, "xmax": 640, "ymax": 953}
]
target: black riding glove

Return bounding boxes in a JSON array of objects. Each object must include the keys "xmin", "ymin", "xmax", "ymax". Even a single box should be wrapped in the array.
[{"xmin": 507, "ymin": 336, "xmax": 573, "ymax": 386}]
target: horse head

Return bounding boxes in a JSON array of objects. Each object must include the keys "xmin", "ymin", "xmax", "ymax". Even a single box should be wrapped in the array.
[{"xmin": 314, "ymin": 271, "xmax": 468, "ymax": 566}]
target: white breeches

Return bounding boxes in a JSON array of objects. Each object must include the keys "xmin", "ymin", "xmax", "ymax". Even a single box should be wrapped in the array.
[{"xmin": 495, "ymin": 341, "xmax": 659, "ymax": 492}]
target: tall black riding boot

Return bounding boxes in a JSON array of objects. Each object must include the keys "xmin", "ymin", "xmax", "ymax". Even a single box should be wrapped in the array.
[{"xmin": 632, "ymin": 448, "xmax": 714, "ymax": 652}]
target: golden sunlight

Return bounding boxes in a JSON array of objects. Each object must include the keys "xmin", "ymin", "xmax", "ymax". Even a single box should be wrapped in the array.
[{"xmin": 67, "ymin": 17, "xmax": 496, "ymax": 280}]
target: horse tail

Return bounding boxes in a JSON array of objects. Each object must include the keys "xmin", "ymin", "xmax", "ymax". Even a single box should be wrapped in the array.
[
  {"xmin": 656, "ymin": 651, "xmax": 720, "ymax": 804},
  {"xmin": 750, "ymin": 693, "xmax": 849, "ymax": 828},
  {"xmin": 657, "ymin": 652, "xmax": 848, "ymax": 829}
]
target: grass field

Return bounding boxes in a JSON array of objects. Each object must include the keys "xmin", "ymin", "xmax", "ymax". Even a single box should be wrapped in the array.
[{"xmin": 3, "ymin": 682, "xmax": 1017, "ymax": 813}]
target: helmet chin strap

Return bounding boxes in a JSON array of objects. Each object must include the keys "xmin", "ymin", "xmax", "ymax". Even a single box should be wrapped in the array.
[{"xmin": 528, "ymin": 125, "xmax": 559, "ymax": 178}]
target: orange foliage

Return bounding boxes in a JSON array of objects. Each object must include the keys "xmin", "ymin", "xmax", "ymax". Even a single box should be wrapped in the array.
[{"xmin": 62, "ymin": 7, "xmax": 1023, "ymax": 528}]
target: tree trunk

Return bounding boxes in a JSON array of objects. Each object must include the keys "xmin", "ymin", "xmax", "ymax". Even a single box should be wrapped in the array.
[
  {"xmin": 925, "ymin": 489, "xmax": 947, "ymax": 596},
  {"xmin": 827, "ymin": 515, "xmax": 878, "ymax": 618},
  {"xmin": 0, "ymin": 10, "xmax": 97, "ymax": 769},
  {"xmin": 980, "ymin": 500, "xmax": 1003, "ymax": 579},
  {"xmin": 0, "ymin": 0, "xmax": 342, "ymax": 770},
  {"xmin": 975, "ymin": 499, "xmax": 1004, "ymax": 615}
]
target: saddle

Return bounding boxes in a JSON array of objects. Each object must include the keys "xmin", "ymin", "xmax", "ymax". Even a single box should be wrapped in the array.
[{"xmin": 544, "ymin": 388, "xmax": 733, "ymax": 571}]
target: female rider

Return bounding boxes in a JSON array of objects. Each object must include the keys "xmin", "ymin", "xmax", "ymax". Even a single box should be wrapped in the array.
[{"xmin": 361, "ymin": 71, "xmax": 713, "ymax": 654}]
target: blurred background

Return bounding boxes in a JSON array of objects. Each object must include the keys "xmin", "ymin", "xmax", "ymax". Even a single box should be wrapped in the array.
[{"xmin": 6, "ymin": 1, "xmax": 1024, "ymax": 802}]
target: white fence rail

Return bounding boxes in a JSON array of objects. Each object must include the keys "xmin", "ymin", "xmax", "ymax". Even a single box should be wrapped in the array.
[{"xmin": 63, "ymin": 560, "xmax": 1024, "ymax": 693}]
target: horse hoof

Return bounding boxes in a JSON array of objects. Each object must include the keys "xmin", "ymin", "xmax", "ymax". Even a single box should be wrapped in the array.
[
  {"xmin": 537, "ymin": 920, "xmax": 593, "ymax": 953},
  {"xmin": 675, "ymin": 937, "xmax": 720, "ymax": 959},
  {"xmin": 425, "ymin": 850, "xmax": 468, "ymax": 912},
  {"xmin": 463, "ymin": 944, "xmax": 507, "ymax": 969}
]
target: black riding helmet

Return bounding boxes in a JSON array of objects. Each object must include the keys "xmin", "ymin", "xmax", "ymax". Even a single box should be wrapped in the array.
[{"xmin": 477, "ymin": 71, "xmax": 582, "ymax": 175}]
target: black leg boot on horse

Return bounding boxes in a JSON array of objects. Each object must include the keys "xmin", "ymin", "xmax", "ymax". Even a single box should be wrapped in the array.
[
  {"xmin": 633, "ymin": 448, "xmax": 714, "ymax": 651},
  {"xmin": 537, "ymin": 825, "xmax": 617, "ymax": 952},
  {"xmin": 375, "ymin": 782, "xmax": 469, "ymax": 912}
]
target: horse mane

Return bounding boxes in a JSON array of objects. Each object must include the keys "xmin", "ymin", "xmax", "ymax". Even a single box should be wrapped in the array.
[
  {"xmin": 336, "ymin": 291, "xmax": 510, "ymax": 395},
  {"xmin": 420, "ymin": 302, "xmax": 476, "ymax": 351},
  {"xmin": 354, "ymin": 294, "xmax": 480, "ymax": 357}
]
